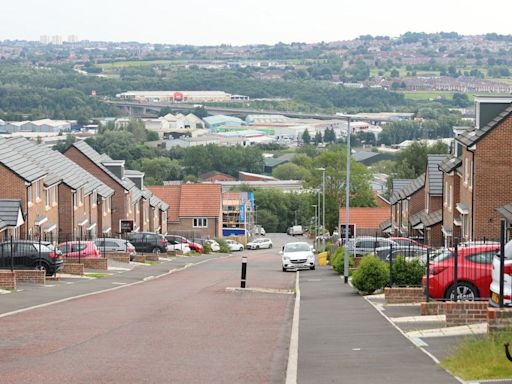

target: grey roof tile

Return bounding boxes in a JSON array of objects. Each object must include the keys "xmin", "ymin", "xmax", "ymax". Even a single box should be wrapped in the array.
[
  {"xmin": 0, "ymin": 199, "xmax": 22, "ymax": 227},
  {"xmin": 8, "ymin": 138, "xmax": 114, "ymax": 198},
  {"xmin": 422, "ymin": 209, "xmax": 442, "ymax": 227},
  {"xmin": 0, "ymin": 138, "xmax": 47, "ymax": 182},
  {"xmin": 439, "ymin": 156, "xmax": 462, "ymax": 173},
  {"xmin": 427, "ymin": 155, "xmax": 448, "ymax": 195},
  {"xmin": 457, "ymin": 104, "xmax": 512, "ymax": 147},
  {"xmin": 409, "ymin": 209, "xmax": 427, "ymax": 226},
  {"xmin": 390, "ymin": 179, "xmax": 413, "ymax": 204}
]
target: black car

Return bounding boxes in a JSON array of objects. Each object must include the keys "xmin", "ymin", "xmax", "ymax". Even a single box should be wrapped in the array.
[
  {"xmin": 0, "ymin": 240, "xmax": 64, "ymax": 276},
  {"xmin": 126, "ymin": 232, "xmax": 167, "ymax": 253}
]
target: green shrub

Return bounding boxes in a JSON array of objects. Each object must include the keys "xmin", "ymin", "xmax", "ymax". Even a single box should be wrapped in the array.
[
  {"xmin": 329, "ymin": 247, "xmax": 354, "ymax": 275},
  {"xmin": 203, "ymin": 242, "xmax": 212, "ymax": 254},
  {"xmin": 351, "ymin": 255, "xmax": 389, "ymax": 294},
  {"xmin": 391, "ymin": 255, "xmax": 425, "ymax": 286},
  {"xmin": 215, "ymin": 238, "xmax": 230, "ymax": 253}
]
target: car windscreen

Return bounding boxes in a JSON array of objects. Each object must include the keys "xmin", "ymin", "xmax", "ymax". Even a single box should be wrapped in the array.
[
  {"xmin": 284, "ymin": 243, "xmax": 311, "ymax": 252},
  {"xmin": 33, "ymin": 243, "xmax": 51, "ymax": 253},
  {"xmin": 431, "ymin": 249, "xmax": 453, "ymax": 263}
]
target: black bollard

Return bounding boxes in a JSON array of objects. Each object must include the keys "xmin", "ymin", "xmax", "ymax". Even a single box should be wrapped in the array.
[{"xmin": 241, "ymin": 256, "xmax": 247, "ymax": 288}]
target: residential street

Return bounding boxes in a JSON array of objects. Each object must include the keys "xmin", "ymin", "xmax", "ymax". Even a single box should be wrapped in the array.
[
  {"xmin": 0, "ymin": 235, "xmax": 295, "ymax": 384},
  {"xmin": 0, "ymin": 234, "xmax": 461, "ymax": 383}
]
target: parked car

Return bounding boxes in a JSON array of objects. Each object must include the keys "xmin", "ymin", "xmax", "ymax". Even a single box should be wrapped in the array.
[
  {"xmin": 225, "ymin": 239, "xmax": 244, "ymax": 252},
  {"xmin": 344, "ymin": 236, "xmax": 398, "ymax": 257},
  {"xmin": 196, "ymin": 239, "xmax": 220, "ymax": 252},
  {"xmin": 57, "ymin": 241, "xmax": 101, "ymax": 259},
  {"xmin": 422, "ymin": 244, "xmax": 500, "ymax": 300},
  {"xmin": 94, "ymin": 238, "xmax": 137, "ymax": 261},
  {"xmin": 165, "ymin": 236, "xmax": 191, "ymax": 254},
  {"xmin": 373, "ymin": 245, "xmax": 429, "ymax": 262},
  {"xmin": 126, "ymin": 232, "xmax": 168, "ymax": 254},
  {"xmin": 281, "ymin": 242, "xmax": 315, "ymax": 271},
  {"xmin": 254, "ymin": 225, "xmax": 266, "ymax": 236},
  {"xmin": 247, "ymin": 238, "xmax": 273, "ymax": 250},
  {"xmin": 166, "ymin": 235, "xmax": 203, "ymax": 253},
  {"xmin": 490, "ymin": 240, "xmax": 512, "ymax": 306},
  {"xmin": 390, "ymin": 237, "xmax": 431, "ymax": 248},
  {"xmin": 0, "ymin": 240, "xmax": 64, "ymax": 276}
]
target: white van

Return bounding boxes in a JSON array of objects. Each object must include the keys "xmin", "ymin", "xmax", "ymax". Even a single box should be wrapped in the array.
[{"xmin": 288, "ymin": 225, "xmax": 304, "ymax": 236}]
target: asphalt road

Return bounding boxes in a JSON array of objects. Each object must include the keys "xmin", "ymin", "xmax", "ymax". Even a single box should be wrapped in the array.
[{"xmin": 0, "ymin": 234, "xmax": 296, "ymax": 384}]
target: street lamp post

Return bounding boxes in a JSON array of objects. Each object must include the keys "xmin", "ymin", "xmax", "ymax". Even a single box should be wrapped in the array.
[
  {"xmin": 316, "ymin": 167, "xmax": 326, "ymax": 247},
  {"xmin": 312, "ymin": 204, "xmax": 317, "ymax": 250},
  {"xmin": 344, "ymin": 117, "xmax": 351, "ymax": 284}
]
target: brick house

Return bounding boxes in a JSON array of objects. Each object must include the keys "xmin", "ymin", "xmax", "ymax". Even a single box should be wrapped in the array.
[
  {"xmin": 8, "ymin": 137, "xmax": 115, "ymax": 240},
  {"xmin": 339, "ymin": 207, "xmax": 390, "ymax": 237},
  {"xmin": 390, "ymin": 179, "xmax": 413, "ymax": 236},
  {"xmin": 148, "ymin": 184, "xmax": 222, "ymax": 238},
  {"xmin": 421, "ymin": 155, "xmax": 447, "ymax": 247},
  {"xmin": 0, "ymin": 138, "xmax": 60, "ymax": 241},
  {"xmin": 0, "ymin": 199, "xmax": 24, "ymax": 240},
  {"xmin": 65, "ymin": 142, "xmax": 168, "ymax": 235},
  {"xmin": 399, "ymin": 174, "xmax": 426, "ymax": 239},
  {"xmin": 451, "ymin": 98, "xmax": 512, "ymax": 241},
  {"xmin": 439, "ymin": 156, "xmax": 462, "ymax": 247},
  {"xmin": 199, "ymin": 171, "xmax": 236, "ymax": 182}
]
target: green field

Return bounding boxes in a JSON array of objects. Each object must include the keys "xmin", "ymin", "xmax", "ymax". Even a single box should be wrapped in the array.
[{"xmin": 400, "ymin": 90, "xmax": 455, "ymax": 100}]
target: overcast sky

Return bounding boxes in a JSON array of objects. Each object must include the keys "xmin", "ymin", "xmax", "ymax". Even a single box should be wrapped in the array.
[{"xmin": 2, "ymin": 0, "xmax": 511, "ymax": 45}]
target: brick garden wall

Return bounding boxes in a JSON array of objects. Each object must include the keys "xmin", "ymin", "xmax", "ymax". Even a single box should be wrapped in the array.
[
  {"xmin": 0, "ymin": 270, "xmax": 16, "ymax": 290},
  {"xmin": 62, "ymin": 263, "xmax": 84, "ymax": 275},
  {"xmin": 15, "ymin": 270, "xmax": 45, "ymax": 284},
  {"xmin": 104, "ymin": 252, "xmax": 130, "ymax": 263},
  {"xmin": 488, "ymin": 307, "xmax": 512, "ymax": 333},
  {"xmin": 81, "ymin": 259, "xmax": 108, "ymax": 270},
  {"xmin": 445, "ymin": 301, "xmax": 488, "ymax": 327},
  {"xmin": 384, "ymin": 287, "xmax": 424, "ymax": 304},
  {"xmin": 420, "ymin": 301, "xmax": 446, "ymax": 315}
]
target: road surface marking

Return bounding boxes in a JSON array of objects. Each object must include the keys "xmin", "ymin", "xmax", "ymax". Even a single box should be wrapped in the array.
[
  {"xmin": 286, "ymin": 271, "xmax": 300, "ymax": 384},
  {"xmin": 225, "ymin": 287, "xmax": 294, "ymax": 295},
  {"xmin": 0, "ymin": 257, "xmax": 226, "ymax": 319},
  {"xmin": 111, "ymin": 282, "xmax": 127, "ymax": 285},
  {"xmin": 143, "ymin": 276, "xmax": 155, "ymax": 281}
]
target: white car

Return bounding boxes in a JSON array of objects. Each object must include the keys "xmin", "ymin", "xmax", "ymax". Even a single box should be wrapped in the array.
[
  {"xmin": 166, "ymin": 242, "xmax": 191, "ymax": 254},
  {"xmin": 205, "ymin": 239, "xmax": 220, "ymax": 252},
  {"xmin": 225, "ymin": 239, "xmax": 244, "ymax": 252},
  {"xmin": 255, "ymin": 225, "xmax": 266, "ymax": 236},
  {"xmin": 281, "ymin": 242, "xmax": 316, "ymax": 272},
  {"xmin": 247, "ymin": 238, "xmax": 273, "ymax": 250},
  {"xmin": 490, "ymin": 240, "xmax": 512, "ymax": 306}
]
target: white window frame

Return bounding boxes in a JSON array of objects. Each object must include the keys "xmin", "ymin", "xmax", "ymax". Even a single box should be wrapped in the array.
[
  {"xmin": 193, "ymin": 217, "xmax": 208, "ymax": 228},
  {"xmin": 45, "ymin": 188, "xmax": 50, "ymax": 207},
  {"xmin": 35, "ymin": 180, "xmax": 41, "ymax": 201},
  {"xmin": 444, "ymin": 181, "xmax": 448, "ymax": 206},
  {"xmin": 449, "ymin": 185, "xmax": 453, "ymax": 211},
  {"xmin": 469, "ymin": 159, "xmax": 473, "ymax": 190},
  {"xmin": 73, "ymin": 192, "xmax": 77, "ymax": 209},
  {"xmin": 51, "ymin": 186, "xmax": 57, "ymax": 205},
  {"xmin": 27, "ymin": 185, "xmax": 32, "ymax": 204},
  {"xmin": 92, "ymin": 190, "xmax": 97, "ymax": 207},
  {"xmin": 464, "ymin": 158, "xmax": 469, "ymax": 186}
]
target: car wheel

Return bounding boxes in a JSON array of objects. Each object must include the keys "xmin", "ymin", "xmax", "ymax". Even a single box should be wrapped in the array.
[
  {"xmin": 256, "ymin": 245, "xmax": 260, "ymax": 250},
  {"xmin": 152, "ymin": 247, "xmax": 161, "ymax": 254},
  {"xmin": 34, "ymin": 262, "xmax": 50, "ymax": 275},
  {"xmin": 269, "ymin": 244, "xmax": 272, "ymax": 249},
  {"xmin": 282, "ymin": 267, "xmax": 287, "ymax": 272},
  {"xmin": 446, "ymin": 282, "xmax": 479, "ymax": 301},
  {"xmin": 310, "ymin": 266, "xmax": 316, "ymax": 270}
]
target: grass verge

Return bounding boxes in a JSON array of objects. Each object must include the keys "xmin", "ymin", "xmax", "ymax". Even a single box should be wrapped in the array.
[{"xmin": 441, "ymin": 331, "xmax": 512, "ymax": 380}]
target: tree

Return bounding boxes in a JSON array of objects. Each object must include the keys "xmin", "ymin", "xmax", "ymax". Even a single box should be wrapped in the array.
[
  {"xmin": 133, "ymin": 157, "xmax": 181, "ymax": 185},
  {"xmin": 272, "ymin": 163, "xmax": 311, "ymax": 181},
  {"xmin": 392, "ymin": 141, "xmax": 449, "ymax": 179},
  {"xmin": 314, "ymin": 131, "xmax": 323, "ymax": 145},
  {"xmin": 192, "ymin": 106, "xmax": 208, "ymax": 118},
  {"xmin": 53, "ymin": 133, "xmax": 76, "ymax": 153},
  {"xmin": 323, "ymin": 127, "xmax": 336, "ymax": 143},
  {"xmin": 302, "ymin": 129, "xmax": 311, "ymax": 144},
  {"xmin": 390, "ymin": 69, "xmax": 400, "ymax": 78}
]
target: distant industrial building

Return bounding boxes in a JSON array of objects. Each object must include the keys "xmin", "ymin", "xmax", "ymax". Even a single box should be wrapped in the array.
[
  {"xmin": 115, "ymin": 91, "xmax": 248, "ymax": 103},
  {"xmin": 0, "ymin": 119, "xmax": 72, "ymax": 134}
]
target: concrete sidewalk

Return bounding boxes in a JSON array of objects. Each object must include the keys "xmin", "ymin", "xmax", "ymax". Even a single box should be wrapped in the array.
[{"xmin": 297, "ymin": 266, "xmax": 460, "ymax": 384}]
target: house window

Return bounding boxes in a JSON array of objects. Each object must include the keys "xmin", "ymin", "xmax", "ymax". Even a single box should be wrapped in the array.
[
  {"xmin": 35, "ymin": 180, "xmax": 41, "ymax": 200},
  {"xmin": 469, "ymin": 160, "xmax": 473, "ymax": 189},
  {"xmin": 73, "ymin": 192, "xmax": 77, "ymax": 208},
  {"xmin": 444, "ymin": 181, "xmax": 448, "ymax": 206},
  {"xmin": 464, "ymin": 158, "xmax": 469, "ymax": 186},
  {"xmin": 193, "ymin": 218, "xmax": 208, "ymax": 228},
  {"xmin": 51, "ymin": 186, "xmax": 57, "ymax": 205},
  {"xmin": 78, "ymin": 188, "xmax": 83, "ymax": 206},
  {"xmin": 449, "ymin": 185, "xmax": 453, "ymax": 210},
  {"xmin": 45, "ymin": 188, "xmax": 50, "ymax": 207},
  {"xmin": 27, "ymin": 185, "xmax": 32, "ymax": 204},
  {"xmin": 92, "ymin": 190, "xmax": 97, "ymax": 207}
]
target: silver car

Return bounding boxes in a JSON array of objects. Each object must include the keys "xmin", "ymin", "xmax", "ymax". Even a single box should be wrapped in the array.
[
  {"xmin": 344, "ymin": 236, "xmax": 397, "ymax": 257},
  {"xmin": 95, "ymin": 238, "xmax": 137, "ymax": 261}
]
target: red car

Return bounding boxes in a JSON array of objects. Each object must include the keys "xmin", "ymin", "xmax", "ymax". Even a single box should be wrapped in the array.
[
  {"xmin": 57, "ymin": 241, "xmax": 101, "ymax": 259},
  {"xmin": 390, "ymin": 237, "xmax": 432, "ymax": 248},
  {"xmin": 165, "ymin": 235, "xmax": 204, "ymax": 253},
  {"xmin": 422, "ymin": 244, "xmax": 499, "ymax": 300}
]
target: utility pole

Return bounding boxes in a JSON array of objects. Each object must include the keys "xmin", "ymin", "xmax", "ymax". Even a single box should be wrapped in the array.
[{"xmin": 344, "ymin": 117, "xmax": 351, "ymax": 284}]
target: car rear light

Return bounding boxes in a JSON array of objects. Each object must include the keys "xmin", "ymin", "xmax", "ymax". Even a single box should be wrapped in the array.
[
  {"xmin": 504, "ymin": 265, "xmax": 512, "ymax": 275},
  {"xmin": 430, "ymin": 265, "xmax": 447, "ymax": 275},
  {"xmin": 49, "ymin": 251, "xmax": 56, "ymax": 259}
]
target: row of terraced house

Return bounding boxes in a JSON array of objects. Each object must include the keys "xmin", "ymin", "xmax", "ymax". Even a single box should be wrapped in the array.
[
  {"xmin": 383, "ymin": 96, "xmax": 512, "ymax": 247},
  {"xmin": 0, "ymin": 138, "xmax": 169, "ymax": 242}
]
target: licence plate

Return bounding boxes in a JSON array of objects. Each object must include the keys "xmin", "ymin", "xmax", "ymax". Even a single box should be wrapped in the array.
[{"xmin": 492, "ymin": 292, "xmax": 500, "ymax": 303}]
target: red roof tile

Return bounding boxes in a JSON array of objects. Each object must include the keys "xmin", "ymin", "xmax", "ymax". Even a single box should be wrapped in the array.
[
  {"xmin": 179, "ymin": 184, "xmax": 222, "ymax": 218},
  {"xmin": 339, "ymin": 208, "xmax": 390, "ymax": 230},
  {"xmin": 147, "ymin": 185, "xmax": 181, "ymax": 222}
]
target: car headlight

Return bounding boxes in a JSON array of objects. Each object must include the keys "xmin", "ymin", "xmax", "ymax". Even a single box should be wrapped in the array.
[{"xmin": 283, "ymin": 256, "xmax": 290, "ymax": 262}]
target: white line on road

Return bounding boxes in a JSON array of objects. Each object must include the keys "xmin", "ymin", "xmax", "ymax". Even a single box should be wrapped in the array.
[
  {"xmin": 286, "ymin": 271, "xmax": 300, "ymax": 384},
  {"xmin": 0, "ymin": 256, "xmax": 227, "ymax": 319},
  {"xmin": 111, "ymin": 282, "xmax": 127, "ymax": 285}
]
